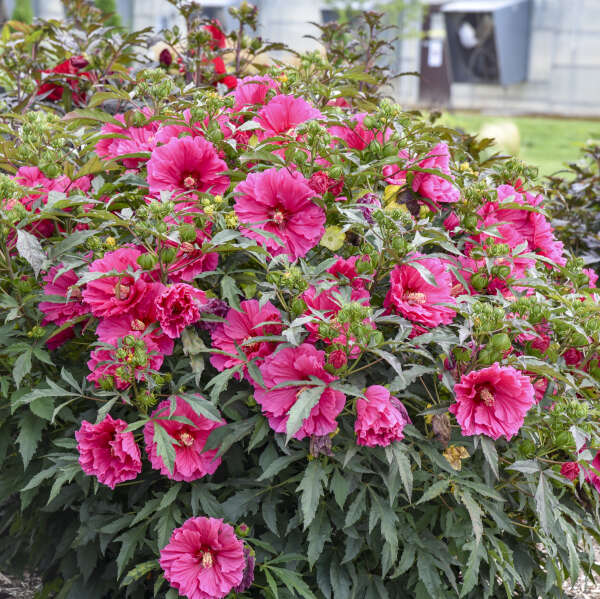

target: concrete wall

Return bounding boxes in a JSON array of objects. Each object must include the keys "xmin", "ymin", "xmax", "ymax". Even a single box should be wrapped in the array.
[{"xmin": 393, "ymin": 0, "xmax": 600, "ymax": 117}]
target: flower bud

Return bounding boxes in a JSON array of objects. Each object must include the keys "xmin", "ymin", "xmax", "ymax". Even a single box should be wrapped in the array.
[
  {"xmin": 137, "ymin": 253, "xmax": 157, "ymax": 270},
  {"xmin": 161, "ymin": 247, "xmax": 177, "ymax": 264},
  {"xmin": 179, "ymin": 223, "xmax": 197, "ymax": 243}
]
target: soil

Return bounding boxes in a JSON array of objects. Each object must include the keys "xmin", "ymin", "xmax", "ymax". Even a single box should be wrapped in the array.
[{"xmin": 0, "ymin": 571, "xmax": 41, "ymax": 599}]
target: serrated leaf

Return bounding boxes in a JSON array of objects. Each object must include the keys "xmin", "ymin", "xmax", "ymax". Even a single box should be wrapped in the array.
[
  {"xmin": 13, "ymin": 350, "xmax": 32, "ymax": 388},
  {"xmin": 121, "ymin": 560, "xmax": 159, "ymax": 587},
  {"xmin": 258, "ymin": 452, "xmax": 304, "ymax": 482},
  {"xmin": 16, "ymin": 229, "xmax": 46, "ymax": 277},
  {"xmin": 460, "ymin": 490, "xmax": 483, "ymax": 543},
  {"xmin": 416, "ymin": 479, "xmax": 449, "ymax": 505},
  {"xmin": 152, "ymin": 420, "xmax": 176, "ymax": 476},
  {"xmin": 480, "ymin": 436, "xmax": 499, "ymax": 479},
  {"xmin": 270, "ymin": 566, "xmax": 317, "ymax": 599},
  {"xmin": 344, "ymin": 487, "xmax": 366, "ymax": 528},
  {"xmin": 307, "ymin": 506, "xmax": 332, "ymax": 567},
  {"xmin": 286, "ymin": 385, "xmax": 325, "ymax": 442},
  {"xmin": 297, "ymin": 460, "xmax": 327, "ymax": 529},
  {"xmin": 17, "ymin": 412, "xmax": 45, "ymax": 469},
  {"xmin": 331, "ymin": 468, "xmax": 350, "ymax": 508},
  {"xmin": 115, "ymin": 524, "xmax": 148, "ymax": 579}
]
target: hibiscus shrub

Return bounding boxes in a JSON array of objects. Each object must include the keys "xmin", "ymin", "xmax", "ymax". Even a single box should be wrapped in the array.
[{"xmin": 2, "ymin": 4, "xmax": 600, "ymax": 599}]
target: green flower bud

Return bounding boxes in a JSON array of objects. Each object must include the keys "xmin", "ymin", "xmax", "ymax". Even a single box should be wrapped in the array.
[
  {"xmin": 462, "ymin": 214, "xmax": 479, "ymax": 231},
  {"xmin": 471, "ymin": 273, "xmax": 488, "ymax": 291},
  {"xmin": 161, "ymin": 247, "xmax": 177, "ymax": 264},
  {"xmin": 490, "ymin": 333, "xmax": 511, "ymax": 351},
  {"xmin": 355, "ymin": 257, "xmax": 372, "ymax": 274},
  {"xmin": 137, "ymin": 253, "xmax": 157, "ymax": 270},
  {"xmin": 518, "ymin": 439, "xmax": 536, "ymax": 457},
  {"xmin": 362, "ymin": 115, "xmax": 377, "ymax": 130},
  {"xmin": 291, "ymin": 298, "xmax": 307, "ymax": 315},
  {"xmin": 179, "ymin": 223, "xmax": 197, "ymax": 243}
]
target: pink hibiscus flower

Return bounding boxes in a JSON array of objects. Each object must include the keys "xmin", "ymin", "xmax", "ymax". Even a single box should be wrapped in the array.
[
  {"xmin": 163, "ymin": 216, "xmax": 219, "ymax": 282},
  {"xmin": 585, "ymin": 451, "xmax": 600, "ymax": 493},
  {"xmin": 327, "ymin": 255, "xmax": 371, "ymax": 290},
  {"xmin": 449, "ymin": 363, "xmax": 536, "ymax": 441},
  {"xmin": 210, "ymin": 299, "xmax": 282, "ymax": 373},
  {"xmin": 95, "ymin": 108, "xmax": 159, "ymax": 168},
  {"xmin": 233, "ymin": 75, "xmax": 280, "ymax": 111},
  {"xmin": 234, "ymin": 168, "xmax": 325, "ymax": 260},
  {"xmin": 384, "ymin": 255, "xmax": 456, "ymax": 327},
  {"xmin": 329, "ymin": 112, "xmax": 390, "ymax": 151},
  {"xmin": 159, "ymin": 517, "xmax": 245, "ymax": 599},
  {"xmin": 411, "ymin": 143, "xmax": 460, "ymax": 204},
  {"xmin": 82, "ymin": 247, "xmax": 149, "ymax": 318},
  {"xmin": 479, "ymin": 185, "xmax": 565, "ymax": 265},
  {"xmin": 255, "ymin": 94, "xmax": 322, "ymax": 139},
  {"xmin": 146, "ymin": 135, "xmax": 230, "ymax": 196},
  {"xmin": 75, "ymin": 414, "xmax": 142, "ymax": 489},
  {"xmin": 39, "ymin": 266, "xmax": 90, "ymax": 348},
  {"xmin": 560, "ymin": 461, "xmax": 580, "ymax": 482},
  {"xmin": 254, "ymin": 343, "xmax": 346, "ymax": 439},
  {"xmin": 355, "ymin": 385, "xmax": 410, "ymax": 447},
  {"xmin": 14, "ymin": 166, "xmax": 91, "ymax": 237},
  {"xmin": 156, "ymin": 283, "xmax": 208, "ymax": 339},
  {"xmin": 144, "ymin": 396, "xmax": 224, "ymax": 482},
  {"xmin": 95, "ymin": 281, "xmax": 174, "ymax": 356}
]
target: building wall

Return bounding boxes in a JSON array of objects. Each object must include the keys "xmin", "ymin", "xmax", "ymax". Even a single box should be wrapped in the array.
[{"xmin": 393, "ymin": 0, "xmax": 600, "ymax": 117}]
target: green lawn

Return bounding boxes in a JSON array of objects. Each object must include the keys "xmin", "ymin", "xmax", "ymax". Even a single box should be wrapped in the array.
[{"xmin": 438, "ymin": 112, "xmax": 600, "ymax": 177}]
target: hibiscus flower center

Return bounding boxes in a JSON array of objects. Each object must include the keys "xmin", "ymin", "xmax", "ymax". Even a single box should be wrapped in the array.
[
  {"xmin": 403, "ymin": 290, "xmax": 427, "ymax": 304},
  {"xmin": 271, "ymin": 207, "xmax": 286, "ymax": 225},
  {"xmin": 183, "ymin": 174, "xmax": 199, "ymax": 189},
  {"xmin": 196, "ymin": 549, "xmax": 214, "ymax": 569},
  {"xmin": 67, "ymin": 285, "xmax": 82, "ymax": 299},
  {"xmin": 242, "ymin": 336, "xmax": 260, "ymax": 355},
  {"xmin": 113, "ymin": 282, "xmax": 130, "ymax": 300},
  {"xmin": 180, "ymin": 241, "xmax": 195, "ymax": 253},
  {"xmin": 178, "ymin": 431, "xmax": 195, "ymax": 447},
  {"xmin": 131, "ymin": 319, "xmax": 145, "ymax": 331},
  {"xmin": 477, "ymin": 386, "xmax": 495, "ymax": 407}
]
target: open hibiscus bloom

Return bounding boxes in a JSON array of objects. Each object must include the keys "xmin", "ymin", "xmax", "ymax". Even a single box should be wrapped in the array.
[
  {"xmin": 384, "ymin": 254, "xmax": 456, "ymax": 328},
  {"xmin": 75, "ymin": 414, "xmax": 142, "ymax": 489},
  {"xmin": 234, "ymin": 167, "xmax": 325, "ymax": 260},
  {"xmin": 254, "ymin": 343, "xmax": 346, "ymax": 439},
  {"xmin": 82, "ymin": 247, "xmax": 151, "ymax": 319},
  {"xmin": 144, "ymin": 396, "xmax": 224, "ymax": 482},
  {"xmin": 160, "ymin": 517, "xmax": 245, "ymax": 599},
  {"xmin": 355, "ymin": 385, "xmax": 410, "ymax": 447},
  {"xmin": 146, "ymin": 135, "xmax": 229, "ymax": 196},
  {"xmin": 210, "ymin": 299, "xmax": 282, "ymax": 375},
  {"xmin": 449, "ymin": 363, "xmax": 536, "ymax": 441}
]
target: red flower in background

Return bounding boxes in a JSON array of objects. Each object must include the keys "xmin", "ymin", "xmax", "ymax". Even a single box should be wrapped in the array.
[{"xmin": 37, "ymin": 55, "xmax": 92, "ymax": 106}]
